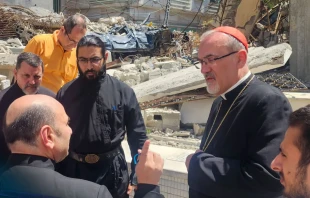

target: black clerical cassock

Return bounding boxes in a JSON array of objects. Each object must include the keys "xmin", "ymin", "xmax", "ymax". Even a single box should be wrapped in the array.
[
  {"xmin": 188, "ymin": 74, "xmax": 291, "ymax": 198},
  {"xmin": 56, "ymin": 69, "xmax": 147, "ymax": 198}
]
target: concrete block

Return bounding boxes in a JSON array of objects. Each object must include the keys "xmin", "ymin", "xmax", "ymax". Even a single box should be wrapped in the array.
[
  {"xmin": 7, "ymin": 47, "xmax": 25, "ymax": 54},
  {"xmin": 122, "ymin": 71, "xmax": 140, "ymax": 83},
  {"xmin": 140, "ymin": 70, "xmax": 149, "ymax": 82},
  {"xmin": 145, "ymin": 108, "xmax": 181, "ymax": 131},
  {"xmin": 154, "ymin": 61, "xmax": 181, "ymax": 69},
  {"xmin": 1, "ymin": 79, "xmax": 10, "ymax": 90}
]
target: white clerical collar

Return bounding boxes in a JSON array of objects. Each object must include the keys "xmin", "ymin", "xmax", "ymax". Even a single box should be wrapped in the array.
[{"xmin": 221, "ymin": 71, "xmax": 252, "ymax": 100}]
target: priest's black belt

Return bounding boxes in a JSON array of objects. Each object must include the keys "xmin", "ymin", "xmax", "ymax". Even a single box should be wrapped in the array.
[{"xmin": 69, "ymin": 147, "xmax": 121, "ymax": 164}]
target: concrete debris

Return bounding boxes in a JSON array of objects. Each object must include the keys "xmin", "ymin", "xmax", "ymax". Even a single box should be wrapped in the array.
[
  {"xmin": 133, "ymin": 43, "xmax": 292, "ymax": 103},
  {"xmin": 165, "ymin": 128, "xmax": 174, "ymax": 134},
  {"xmin": 193, "ymin": 123, "xmax": 205, "ymax": 136},
  {"xmin": 248, "ymin": 43, "xmax": 292, "ymax": 73},
  {"xmin": 167, "ymin": 141, "xmax": 177, "ymax": 147},
  {"xmin": 0, "ymin": 5, "xmax": 64, "ymax": 43},
  {"xmin": 0, "ymin": 75, "xmax": 9, "ymax": 90},
  {"xmin": 143, "ymin": 108, "xmax": 181, "ymax": 131}
]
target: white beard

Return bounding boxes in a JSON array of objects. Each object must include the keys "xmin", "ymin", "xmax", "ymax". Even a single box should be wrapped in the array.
[{"xmin": 206, "ymin": 81, "xmax": 220, "ymax": 95}]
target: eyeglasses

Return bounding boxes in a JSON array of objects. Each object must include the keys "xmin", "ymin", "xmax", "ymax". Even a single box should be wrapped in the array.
[
  {"xmin": 78, "ymin": 57, "xmax": 103, "ymax": 65},
  {"xmin": 197, "ymin": 51, "xmax": 238, "ymax": 66},
  {"xmin": 64, "ymin": 28, "xmax": 78, "ymax": 44}
]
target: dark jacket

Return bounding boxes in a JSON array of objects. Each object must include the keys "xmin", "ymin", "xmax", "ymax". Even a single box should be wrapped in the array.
[
  {"xmin": 188, "ymin": 75, "xmax": 291, "ymax": 198},
  {"xmin": 0, "ymin": 84, "xmax": 55, "ymax": 167},
  {"xmin": 0, "ymin": 154, "xmax": 164, "ymax": 198}
]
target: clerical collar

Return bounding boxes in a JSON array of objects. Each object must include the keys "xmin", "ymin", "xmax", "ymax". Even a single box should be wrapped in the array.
[{"xmin": 221, "ymin": 71, "xmax": 251, "ymax": 100}]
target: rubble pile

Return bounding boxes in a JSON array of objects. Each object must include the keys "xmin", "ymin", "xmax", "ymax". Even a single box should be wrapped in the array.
[
  {"xmin": 108, "ymin": 56, "xmax": 194, "ymax": 87},
  {"xmin": 0, "ymin": 4, "xmax": 64, "ymax": 44}
]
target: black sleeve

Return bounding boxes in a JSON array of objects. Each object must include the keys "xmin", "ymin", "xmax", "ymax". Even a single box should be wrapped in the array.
[
  {"xmin": 188, "ymin": 92, "xmax": 291, "ymax": 197},
  {"xmin": 97, "ymin": 185, "xmax": 113, "ymax": 198},
  {"xmin": 55, "ymin": 88, "xmax": 63, "ymax": 103},
  {"xmin": 125, "ymin": 88, "xmax": 148, "ymax": 180},
  {"xmin": 134, "ymin": 184, "xmax": 164, "ymax": 198}
]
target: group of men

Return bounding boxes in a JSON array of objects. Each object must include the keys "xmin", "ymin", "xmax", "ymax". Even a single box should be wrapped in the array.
[{"xmin": 0, "ymin": 13, "xmax": 310, "ymax": 198}]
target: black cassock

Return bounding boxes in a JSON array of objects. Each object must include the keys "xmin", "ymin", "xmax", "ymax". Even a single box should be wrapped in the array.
[
  {"xmin": 56, "ymin": 74, "xmax": 147, "ymax": 198},
  {"xmin": 0, "ymin": 83, "xmax": 55, "ymax": 167},
  {"xmin": 0, "ymin": 154, "xmax": 164, "ymax": 198},
  {"xmin": 188, "ymin": 74, "xmax": 291, "ymax": 198}
]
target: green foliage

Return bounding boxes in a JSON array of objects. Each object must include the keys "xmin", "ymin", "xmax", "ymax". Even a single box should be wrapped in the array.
[{"xmin": 262, "ymin": 0, "xmax": 280, "ymax": 9}]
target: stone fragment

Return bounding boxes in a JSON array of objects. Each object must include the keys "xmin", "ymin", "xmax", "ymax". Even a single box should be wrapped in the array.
[
  {"xmin": 1, "ymin": 79, "xmax": 10, "ymax": 90},
  {"xmin": 140, "ymin": 71, "xmax": 149, "ymax": 82},
  {"xmin": 193, "ymin": 123, "xmax": 205, "ymax": 136},
  {"xmin": 173, "ymin": 131, "xmax": 190, "ymax": 137}
]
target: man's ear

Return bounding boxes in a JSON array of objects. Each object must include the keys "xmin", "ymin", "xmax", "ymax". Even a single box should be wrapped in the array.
[
  {"xmin": 40, "ymin": 125, "xmax": 55, "ymax": 149},
  {"xmin": 13, "ymin": 69, "xmax": 17, "ymax": 79},
  {"xmin": 105, "ymin": 51, "xmax": 109, "ymax": 60},
  {"xmin": 237, "ymin": 50, "xmax": 247, "ymax": 68},
  {"xmin": 60, "ymin": 26, "xmax": 65, "ymax": 34}
]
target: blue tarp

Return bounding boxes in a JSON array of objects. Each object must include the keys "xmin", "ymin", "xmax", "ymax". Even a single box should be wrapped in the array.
[{"xmin": 86, "ymin": 25, "xmax": 160, "ymax": 53}]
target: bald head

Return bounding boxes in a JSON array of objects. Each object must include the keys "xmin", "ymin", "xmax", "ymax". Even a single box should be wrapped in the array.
[{"xmin": 3, "ymin": 95, "xmax": 62, "ymax": 145}]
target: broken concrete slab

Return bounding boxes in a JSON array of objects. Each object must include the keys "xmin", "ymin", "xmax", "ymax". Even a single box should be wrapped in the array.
[
  {"xmin": 133, "ymin": 66, "xmax": 204, "ymax": 103},
  {"xmin": 133, "ymin": 43, "xmax": 292, "ymax": 103},
  {"xmin": 248, "ymin": 43, "xmax": 292, "ymax": 73}
]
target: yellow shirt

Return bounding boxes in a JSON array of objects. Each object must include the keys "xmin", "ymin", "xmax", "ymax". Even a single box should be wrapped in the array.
[{"xmin": 23, "ymin": 30, "xmax": 78, "ymax": 93}]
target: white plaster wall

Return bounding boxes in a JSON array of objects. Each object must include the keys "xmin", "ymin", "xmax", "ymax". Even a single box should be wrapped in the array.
[
  {"xmin": 180, "ymin": 98, "xmax": 214, "ymax": 124},
  {"xmin": 288, "ymin": 98, "xmax": 310, "ymax": 111}
]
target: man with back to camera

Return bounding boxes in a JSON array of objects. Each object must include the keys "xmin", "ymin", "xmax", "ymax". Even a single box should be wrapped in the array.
[
  {"xmin": 0, "ymin": 52, "xmax": 55, "ymax": 168},
  {"xmin": 23, "ymin": 13, "xmax": 87, "ymax": 93},
  {"xmin": 0, "ymin": 94, "xmax": 164, "ymax": 198},
  {"xmin": 56, "ymin": 35, "xmax": 147, "ymax": 198},
  {"xmin": 185, "ymin": 26, "xmax": 292, "ymax": 198}
]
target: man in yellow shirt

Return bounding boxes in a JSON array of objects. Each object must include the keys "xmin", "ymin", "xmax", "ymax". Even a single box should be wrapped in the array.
[{"xmin": 23, "ymin": 13, "xmax": 87, "ymax": 93}]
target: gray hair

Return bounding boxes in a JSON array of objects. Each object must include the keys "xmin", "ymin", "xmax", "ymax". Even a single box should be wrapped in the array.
[
  {"xmin": 63, "ymin": 13, "xmax": 87, "ymax": 34},
  {"xmin": 200, "ymin": 30, "xmax": 246, "ymax": 52},
  {"xmin": 3, "ymin": 104, "xmax": 57, "ymax": 146},
  {"xmin": 16, "ymin": 52, "xmax": 44, "ymax": 72}
]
